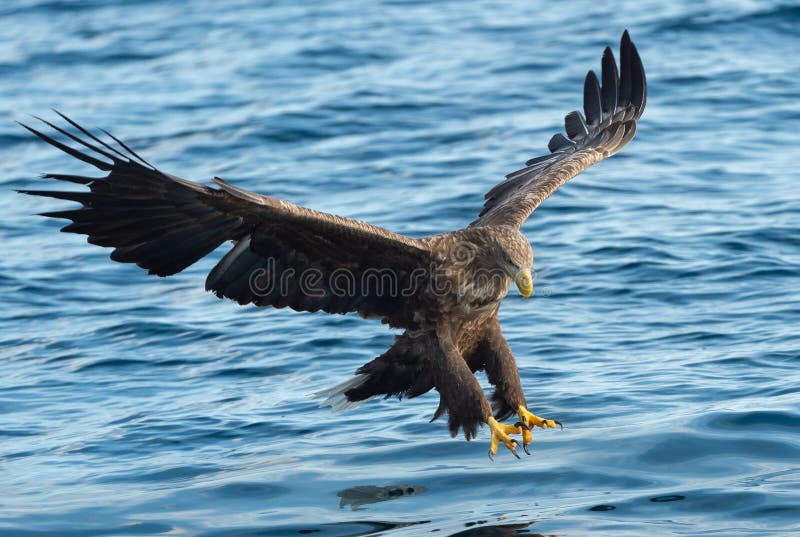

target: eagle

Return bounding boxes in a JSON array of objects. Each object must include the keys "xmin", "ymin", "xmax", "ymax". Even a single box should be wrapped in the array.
[{"xmin": 19, "ymin": 31, "xmax": 646, "ymax": 459}]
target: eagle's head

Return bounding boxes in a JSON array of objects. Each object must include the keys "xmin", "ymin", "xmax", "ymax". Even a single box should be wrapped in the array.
[
  {"xmin": 442, "ymin": 227, "xmax": 534, "ymax": 301},
  {"xmin": 492, "ymin": 228, "xmax": 533, "ymax": 299}
]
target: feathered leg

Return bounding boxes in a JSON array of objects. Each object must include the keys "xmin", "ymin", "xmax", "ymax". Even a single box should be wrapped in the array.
[
  {"xmin": 479, "ymin": 319, "xmax": 561, "ymax": 454},
  {"xmin": 434, "ymin": 324, "xmax": 521, "ymax": 459}
]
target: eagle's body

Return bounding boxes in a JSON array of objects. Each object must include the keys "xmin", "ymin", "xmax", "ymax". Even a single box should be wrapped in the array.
[{"xmin": 20, "ymin": 32, "xmax": 646, "ymax": 457}]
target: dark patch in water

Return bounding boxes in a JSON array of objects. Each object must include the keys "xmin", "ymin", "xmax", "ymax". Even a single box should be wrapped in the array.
[
  {"xmin": 650, "ymin": 495, "xmax": 686, "ymax": 503},
  {"xmin": 337, "ymin": 484, "xmax": 427, "ymax": 510},
  {"xmin": 588, "ymin": 504, "xmax": 616, "ymax": 512}
]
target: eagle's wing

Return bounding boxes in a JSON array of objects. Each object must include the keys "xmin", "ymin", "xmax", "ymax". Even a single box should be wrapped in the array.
[
  {"xmin": 19, "ymin": 113, "xmax": 431, "ymax": 328},
  {"xmin": 472, "ymin": 31, "xmax": 646, "ymax": 229}
]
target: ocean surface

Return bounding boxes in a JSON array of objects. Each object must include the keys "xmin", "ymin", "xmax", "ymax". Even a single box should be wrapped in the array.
[{"xmin": 1, "ymin": 1, "xmax": 798, "ymax": 535}]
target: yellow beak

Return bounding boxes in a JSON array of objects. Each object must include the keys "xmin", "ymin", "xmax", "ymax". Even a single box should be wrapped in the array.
[{"xmin": 514, "ymin": 268, "xmax": 533, "ymax": 299}]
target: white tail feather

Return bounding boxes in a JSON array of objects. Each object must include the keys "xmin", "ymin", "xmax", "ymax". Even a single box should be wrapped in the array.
[{"xmin": 313, "ymin": 374, "xmax": 373, "ymax": 413}]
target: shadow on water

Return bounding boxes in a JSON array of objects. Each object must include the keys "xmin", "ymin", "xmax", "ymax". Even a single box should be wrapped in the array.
[
  {"xmin": 194, "ymin": 520, "xmax": 539, "ymax": 537},
  {"xmin": 447, "ymin": 522, "xmax": 539, "ymax": 536},
  {"xmin": 196, "ymin": 521, "xmax": 427, "ymax": 537},
  {"xmin": 337, "ymin": 483, "xmax": 427, "ymax": 510}
]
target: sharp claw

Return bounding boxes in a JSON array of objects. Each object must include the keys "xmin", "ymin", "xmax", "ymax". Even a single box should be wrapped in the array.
[
  {"xmin": 488, "ymin": 417, "xmax": 527, "ymax": 461},
  {"xmin": 523, "ymin": 443, "xmax": 531, "ymax": 455},
  {"xmin": 515, "ymin": 421, "xmax": 531, "ymax": 431},
  {"xmin": 518, "ymin": 406, "xmax": 562, "ymax": 433}
]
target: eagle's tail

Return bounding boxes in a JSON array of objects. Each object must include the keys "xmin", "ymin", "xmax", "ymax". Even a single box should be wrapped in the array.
[
  {"xmin": 313, "ymin": 374, "xmax": 372, "ymax": 413},
  {"xmin": 17, "ymin": 113, "xmax": 243, "ymax": 277},
  {"xmin": 315, "ymin": 333, "xmax": 435, "ymax": 414}
]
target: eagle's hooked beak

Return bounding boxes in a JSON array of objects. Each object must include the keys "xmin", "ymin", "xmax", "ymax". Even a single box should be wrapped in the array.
[{"xmin": 514, "ymin": 268, "xmax": 533, "ymax": 299}]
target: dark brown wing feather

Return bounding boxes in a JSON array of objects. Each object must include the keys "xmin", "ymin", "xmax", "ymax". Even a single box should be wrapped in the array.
[
  {"xmin": 19, "ymin": 115, "xmax": 431, "ymax": 328},
  {"xmin": 472, "ymin": 30, "xmax": 646, "ymax": 228}
]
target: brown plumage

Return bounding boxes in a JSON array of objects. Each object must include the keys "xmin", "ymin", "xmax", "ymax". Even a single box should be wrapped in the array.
[{"xmin": 19, "ymin": 31, "xmax": 646, "ymax": 455}]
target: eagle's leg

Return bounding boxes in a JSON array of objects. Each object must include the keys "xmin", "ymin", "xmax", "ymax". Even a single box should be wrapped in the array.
[
  {"xmin": 478, "ymin": 319, "xmax": 561, "ymax": 453},
  {"xmin": 434, "ymin": 325, "xmax": 521, "ymax": 459}
]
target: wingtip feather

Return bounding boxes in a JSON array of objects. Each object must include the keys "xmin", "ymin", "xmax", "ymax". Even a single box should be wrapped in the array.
[
  {"xmin": 583, "ymin": 70, "xmax": 602, "ymax": 126},
  {"xmin": 18, "ymin": 120, "xmax": 114, "ymax": 171},
  {"xmin": 600, "ymin": 46, "xmax": 619, "ymax": 116},
  {"xmin": 564, "ymin": 110, "xmax": 588, "ymax": 140}
]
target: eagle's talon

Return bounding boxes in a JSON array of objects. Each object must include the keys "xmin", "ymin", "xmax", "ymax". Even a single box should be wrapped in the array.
[
  {"xmin": 487, "ymin": 417, "xmax": 522, "ymax": 460},
  {"xmin": 522, "ymin": 443, "xmax": 531, "ymax": 456},
  {"xmin": 518, "ymin": 405, "xmax": 561, "ymax": 433}
]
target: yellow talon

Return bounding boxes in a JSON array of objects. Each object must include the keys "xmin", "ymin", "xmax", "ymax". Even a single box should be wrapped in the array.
[
  {"xmin": 518, "ymin": 405, "xmax": 561, "ymax": 430},
  {"xmin": 517, "ymin": 405, "xmax": 561, "ymax": 452},
  {"xmin": 487, "ymin": 417, "xmax": 522, "ymax": 460}
]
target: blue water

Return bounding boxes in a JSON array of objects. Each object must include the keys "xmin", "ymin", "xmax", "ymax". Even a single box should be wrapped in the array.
[{"xmin": 1, "ymin": 1, "xmax": 798, "ymax": 535}]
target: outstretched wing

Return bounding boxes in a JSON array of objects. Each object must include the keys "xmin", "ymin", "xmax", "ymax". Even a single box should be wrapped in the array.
[
  {"xmin": 473, "ymin": 30, "xmax": 646, "ymax": 228},
  {"xmin": 19, "ymin": 113, "xmax": 431, "ymax": 328}
]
